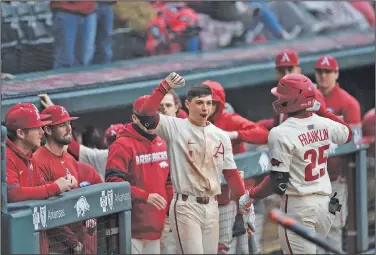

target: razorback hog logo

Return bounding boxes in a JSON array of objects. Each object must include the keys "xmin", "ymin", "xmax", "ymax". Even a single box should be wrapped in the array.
[
  {"xmin": 159, "ymin": 161, "xmax": 169, "ymax": 168},
  {"xmin": 74, "ymin": 196, "xmax": 90, "ymax": 218}
]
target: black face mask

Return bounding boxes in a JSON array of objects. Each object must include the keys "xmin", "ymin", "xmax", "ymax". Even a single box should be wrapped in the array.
[
  {"xmin": 132, "ymin": 123, "xmax": 156, "ymax": 141},
  {"xmin": 133, "ymin": 111, "xmax": 159, "ymax": 130}
]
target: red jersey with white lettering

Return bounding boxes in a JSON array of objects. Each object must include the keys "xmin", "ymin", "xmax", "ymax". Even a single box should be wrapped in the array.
[
  {"xmin": 105, "ymin": 123, "xmax": 169, "ymax": 240},
  {"xmin": 268, "ymin": 113, "xmax": 350, "ymax": 195},
  {"xmin": 33, "ymin": 146, "xmax": 80, "ymax": 183}
]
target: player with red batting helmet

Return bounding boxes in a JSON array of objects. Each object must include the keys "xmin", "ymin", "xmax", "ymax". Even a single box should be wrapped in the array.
[
  {"xmin": 240, "ymin": 73, "xmax": 353, "ymax": 254},
  {"xmin": 257, "ymin": 50, "xmax": 326, "ymax": 130}
]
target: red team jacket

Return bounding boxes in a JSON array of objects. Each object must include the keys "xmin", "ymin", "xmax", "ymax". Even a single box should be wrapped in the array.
[
  {"xmin": 323, "ymin": 83, "xmax": 361, "ymax": 181},
  {"xmin": 6, "ymin": 138, "xmax": 60, "ymax": 254},
  {"xmin": 205, "ymin": 81, "xmax": 269, "ymax": 205},
  {"xmin": 106, "ymin": 124, "xmax": 169, "ymax": 240},
  {"xmin": 33, "ymin": 146, "xmax": 82, "ymax": 253},
  {"xmin": 34, "ymin": 147, "xmax": 80, "ymax": 183},
  {"xmin": 6, "ymin": 138, "xmax": 60, "ymax": 202}
]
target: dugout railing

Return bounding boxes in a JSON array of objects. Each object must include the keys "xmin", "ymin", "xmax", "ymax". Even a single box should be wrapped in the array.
[{"xmin": 1, "ymin": 126, "xmax": 132, "ymax": 254}]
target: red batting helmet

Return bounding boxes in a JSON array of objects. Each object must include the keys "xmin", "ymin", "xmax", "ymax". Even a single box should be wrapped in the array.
[
  {"xmin": 104, "ymin": 123, "xmax": 124, "ymax": 146},
  {"xmin": 271, "ymin": 73, "xmax": 316, "ymax": 114}
]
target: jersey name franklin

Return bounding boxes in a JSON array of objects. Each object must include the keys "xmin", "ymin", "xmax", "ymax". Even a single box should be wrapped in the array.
[
  {"xmin": 136, "ymin": 151, "xmax": 168, "ymax": 165},
  {"xmin": 298, "ymin": 128, "xmax": 329, "ymax": 146}
]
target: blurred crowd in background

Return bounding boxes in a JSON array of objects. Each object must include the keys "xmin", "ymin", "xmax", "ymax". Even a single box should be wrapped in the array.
[{"xmin": 1, "ymin": 1, "xmax": 375, "ymax": 75}]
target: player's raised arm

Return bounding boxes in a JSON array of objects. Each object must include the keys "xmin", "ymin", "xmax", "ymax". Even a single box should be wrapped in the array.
[
  {"xmin": 307, "ymin": 101, "xmax": 352, "ymax": 144},
  {"xmin": 135, "ymin": 73, "xmax": 185, "ymax": 141},
  {"xmin": 138, "ymin": 72, "xmax": 185, "ymax": 120}
]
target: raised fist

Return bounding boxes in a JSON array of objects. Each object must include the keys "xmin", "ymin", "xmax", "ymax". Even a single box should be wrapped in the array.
[{"xmin": 165, "ymin": 72, "xmax": 185, "ymax": 89}]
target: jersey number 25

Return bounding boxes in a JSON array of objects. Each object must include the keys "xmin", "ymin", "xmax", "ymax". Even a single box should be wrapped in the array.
[{"xmin": 304, "ymin": 144, "xmax": 330, "ymax": 181}]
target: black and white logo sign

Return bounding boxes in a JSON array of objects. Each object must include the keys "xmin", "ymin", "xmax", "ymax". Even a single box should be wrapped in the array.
[
  {"xmin": 74, "ymin": 196, "xmax": 90, "ymax": 218},
  {"xmin": 33, "ymin": 205, "xmax": 47, "ymax": 230},
  {"xmin": 100, "ymin": 189, "xmax": 114, "ymax": 213}
]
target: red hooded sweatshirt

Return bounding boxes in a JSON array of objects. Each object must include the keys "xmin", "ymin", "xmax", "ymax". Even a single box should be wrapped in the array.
[
  {"xmin": 203, "ymin": 81, "xmax": 269, "ymax": 205},
  {"xmin": 105, "ymin": 124, "xmax": 169, "ymax": 240},
  {"xmin": 6, "ymin": 137, "xmax": 61, "ymax": 254}
]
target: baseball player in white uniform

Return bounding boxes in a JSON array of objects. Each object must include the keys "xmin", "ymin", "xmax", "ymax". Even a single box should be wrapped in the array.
[
  {"xmin": 239, "ymin": 73, "xmax": 353, "ymax": 254},
  {"xmin": 135, "ymin": 72, "xmax": 255, "ymax": 254}
]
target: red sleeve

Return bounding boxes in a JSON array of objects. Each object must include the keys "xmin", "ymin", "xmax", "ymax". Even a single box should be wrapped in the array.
[
  {"xmin": 7, "ymin": 160, "xmax": 60, "ymax": 203},
  {"xmin": 248, "ymin": 175, "xmax": 274, "ymax": 200},
  {"xmin": 223, "ymin": 169, "xmax": 246, "ymax": 200},
  {"xmin": 344, "ymin": 95, "xmax": 361, "ymax": 125},
  {"xmin": 67, "ymin": 136, "xmax": 80, "ymax": 160},
  {"xmin": 318, "ymin": 106, "xmax": 353, "ymax": 143},
  {"xmin": 92, "ymin": 170, "xmax": 103, "ymax": 184},
  {"xmin": 315, "ymin": 88, "xmax": 326, "ymax": 109},
  {"xmin": 105, "ymin": 142, "xmax": 149, "ymax": 203},
  {"xmin": 139, "ymin": 80, "xmax": 171, "ymax": 116},
  {"xmin": 229, "ymin": 114, "xmax": 268, "ymax": 144},
  {"xmin": 256, "ymin": 118, "xmax": 275, "ymax": 130}
]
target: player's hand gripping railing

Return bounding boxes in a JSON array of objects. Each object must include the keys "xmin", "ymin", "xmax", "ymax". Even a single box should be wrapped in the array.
[{"xmin": 268, "ymin": 208, "xmax": 343, "ymax": 254}]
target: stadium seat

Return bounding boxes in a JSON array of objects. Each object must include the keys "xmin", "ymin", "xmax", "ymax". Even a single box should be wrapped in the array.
[
  {"xmin": 1, "ymin": 2, "xmax": 17, "ymax": 22},
  {"xmin": 19, "ymin": 20, "xmax": 54, "ymax": 73},
  {"xmin": 112, "ymin": 28, "xmax": 146, "ymax": 61},
  {"xmin": 14, "ymin": 2, "xmax": 34, "ymax": 22}
]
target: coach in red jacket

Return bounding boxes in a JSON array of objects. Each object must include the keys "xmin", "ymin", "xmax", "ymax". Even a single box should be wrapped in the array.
[
  {"xmin": 203, "ymin": 80, "xmax": 268, "ymax": 254},
  {"xmin": 5, "ymin": 103, "xmax": 73, "ymax": 254},
  {"xmin": 105, "ymin": 95, "xmax": 170, "ymax": 254}
]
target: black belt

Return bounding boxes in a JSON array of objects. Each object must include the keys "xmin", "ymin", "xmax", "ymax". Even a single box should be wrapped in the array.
[{"xmin": 177, "ymin": 194, "xmax": 217, "ymax": 205}]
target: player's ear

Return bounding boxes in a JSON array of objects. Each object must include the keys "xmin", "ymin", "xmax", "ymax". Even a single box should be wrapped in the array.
[
  {"xmin": 131, "ymin": 114, "xmax": 138, "ymax": 124},
  {"xmin": 43, "ymin": 126, "xmax": 52, "ymax": 136},
  {"xmin": 334, "ymin": 71, "xmax": 339, "ymax": 80},
  {"xmin": 184, "ymin": 99, "xmax": 190, "ymax": 111}
]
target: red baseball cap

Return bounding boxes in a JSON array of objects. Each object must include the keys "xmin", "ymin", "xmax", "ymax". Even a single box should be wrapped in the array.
[
  {"xmin": 315, "ymin": 56, "xmax": 339, "ymax": 71},
  {"xmin": 275, "ymin": 50, "xmax": 300, "ymax": 67},
  {"xmin": 5, "ymin": 108, "xmax": 52, "ymax": 130},
  {"xmin": 133, "ymin": 95, "xmax": 150, "ymax": 113},
  {"xmin": 104, "ymin": 123, "xmax": 124, "ymax": 145},
  {"xmin": 5, "ymin": 103, "xmax": 39, "ymax": 119},
  {"xmin": 41, "ymin": 105, "xmax": 79, "ymax": 125}
]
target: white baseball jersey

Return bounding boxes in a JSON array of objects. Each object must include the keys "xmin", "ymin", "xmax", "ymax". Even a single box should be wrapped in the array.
[
  {"xmin": 156, "ymin": 114, "xmax": 237, "ymax": 197},
  {"xmin": 268, "ymin": 113, "xmax": 350, "ymax": 196}
]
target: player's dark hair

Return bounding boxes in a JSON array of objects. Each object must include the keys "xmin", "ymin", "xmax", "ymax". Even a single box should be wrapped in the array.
[
  {"xmin": 167, "ymin": 90, "xmax": 183, "ymax": 113},
  {"xmin": 7, "ymin": 128, "xmax": 30, "ymax": 141},
  {"xmin": 186, "ymin": 83, "xmax": 212, "ymax": 101}
]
